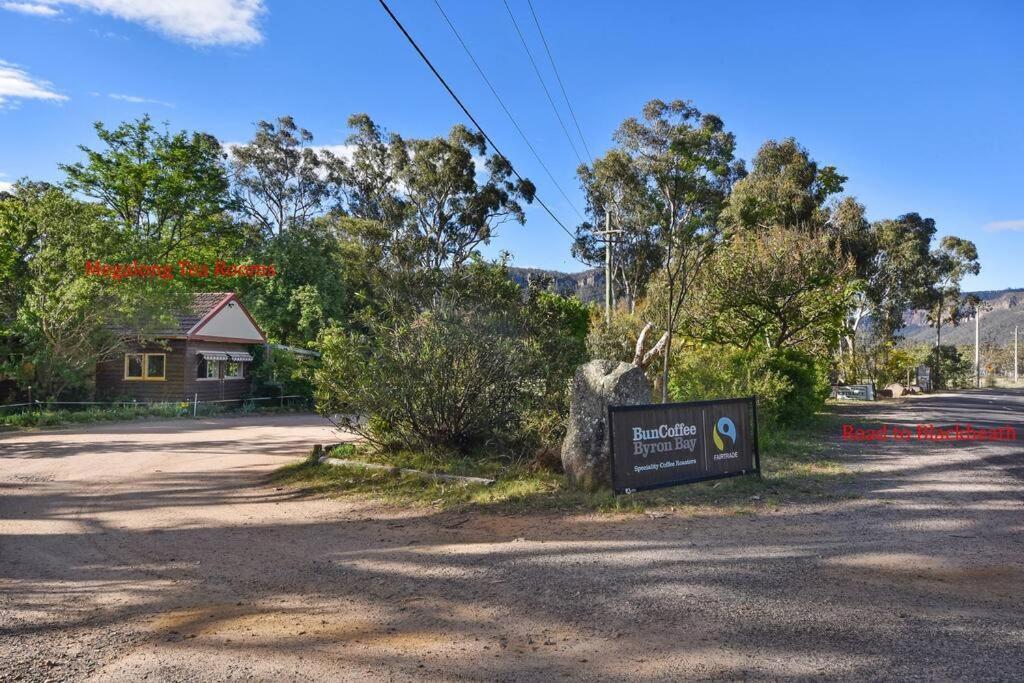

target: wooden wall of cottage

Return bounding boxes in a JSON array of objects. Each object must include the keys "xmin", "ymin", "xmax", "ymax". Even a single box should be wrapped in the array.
[{"xmin": 95, "ymin": 339, "xmax": 254, "ymax": 403}]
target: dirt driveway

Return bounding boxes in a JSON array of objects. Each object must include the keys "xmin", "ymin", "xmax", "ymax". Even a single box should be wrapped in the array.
[{"xmin": 2, "ymin": 398, "xmax": 1023, "ymax": 681}]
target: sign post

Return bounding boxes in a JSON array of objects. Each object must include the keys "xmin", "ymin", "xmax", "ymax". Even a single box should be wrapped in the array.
[
  {"xmin": 608, "ymin": 396, "xmax": 759, "ymax": 494},
  {"xmin": 831, "ymin": 383, "xmax": 875, "ymax": 401},
  {"xmin": 916, "ymin": 365, "xmax": 932, "ymax": 393}
]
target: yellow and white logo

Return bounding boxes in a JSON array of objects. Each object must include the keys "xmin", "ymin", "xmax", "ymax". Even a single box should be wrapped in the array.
[{"xmin": 712, "ymin": 416, "xmax": 737, "ymax": 451}]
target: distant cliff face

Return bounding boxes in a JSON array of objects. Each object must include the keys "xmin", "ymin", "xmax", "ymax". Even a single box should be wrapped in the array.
[
  {"xmin": 899, "ymin": 288, "xmax": 1024, "ymax": 346},
  {"xmin": 507, "ymin": 267, "xmax": 605, "ymax": 303}
]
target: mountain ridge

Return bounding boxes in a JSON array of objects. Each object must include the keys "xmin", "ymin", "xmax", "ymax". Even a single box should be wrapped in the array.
[
  {"xmin": 898, "ymin": 288, "xmax": 1024, "ymax": 346},
  {"xmin": 509, "ymin": 266, "xmax": 1024, "ymax": 347}
]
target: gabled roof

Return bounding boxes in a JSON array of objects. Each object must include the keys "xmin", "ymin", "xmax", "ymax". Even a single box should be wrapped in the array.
[
  {"xmin": 178, "ymin": 292, "xmax": 233, "ymax": 336},
  {"xmin": 118, "ymin": 292, "xmax": 266, "ymax": 343},
  {"xmin": 186, "ymin": 292, "xmax": 266, "ymax": 343}
]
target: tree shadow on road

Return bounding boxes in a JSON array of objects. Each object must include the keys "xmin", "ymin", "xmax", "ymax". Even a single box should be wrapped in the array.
[{"xmin": 2, "ymin": 393, "xmax": 1022, "ymax": 680}]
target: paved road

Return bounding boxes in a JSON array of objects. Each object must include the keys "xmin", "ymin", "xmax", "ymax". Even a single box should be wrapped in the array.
[{"xmin": 1, "ymin": 396, "xmax": 1022, "ymax": 681}]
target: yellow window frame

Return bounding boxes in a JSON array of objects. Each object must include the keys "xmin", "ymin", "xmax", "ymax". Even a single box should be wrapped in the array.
[{"xmin": 124, "ymin": 352, "xmax": 166, "ymax": 381}]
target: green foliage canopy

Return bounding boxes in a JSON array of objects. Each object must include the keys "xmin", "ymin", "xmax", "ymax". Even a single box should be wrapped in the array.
[
  {"xmin": 61, "ymin": 116, "xmax": 234, "ymax": 261},
  {"xmin": 721, "ymin": 137, "xmax": 846, "ymax": 231},
  {"xmin": 681, "ymin": 226, "xmax": 855, "ymax": 353}
]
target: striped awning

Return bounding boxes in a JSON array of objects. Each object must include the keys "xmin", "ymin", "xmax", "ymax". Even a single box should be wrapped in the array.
[
  {"xmin": 198, "ymin": 350, "xmax": 229, "ymax": 361},
  {"xmin": 227, "ymin": 351, "xmax": 254, "ymax": 362}
]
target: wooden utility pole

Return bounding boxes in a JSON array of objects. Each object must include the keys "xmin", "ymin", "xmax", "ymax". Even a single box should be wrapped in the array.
[
  {"xmin": 597, "ymin": 204, "xmax": 622, "ymax": 329},
  {"xmin": 605, "ymin": 206, "xmax": 612, "ymax": 326},
  {"xmin": 975, "ymin": 307, "xmax": 981, "ymax": 388},
  {"xmin": 1015, "ymin": 325, "xmax": 1019, "ymax": 383}
]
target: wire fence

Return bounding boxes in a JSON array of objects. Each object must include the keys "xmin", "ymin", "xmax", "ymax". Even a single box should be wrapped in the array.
[{"xmin": 0, "ymin": 394, "xmax": 314, "ymax": 415}]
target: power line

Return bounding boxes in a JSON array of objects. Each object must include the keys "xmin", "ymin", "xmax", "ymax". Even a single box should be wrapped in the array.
[
  {"xmin": 501, "ymin": 0, "xmax": 586, "ymax": 170},
  {"xmin": 432, "ymin": 0, "xmax": 585, "ymax": 223},
  {"xmin": 375, "ymin": 0, "xmax": 581, "ymax": 243},
  {"xmin": 525, "ymin": 0, "xmax": 594, "ymax": 164}
]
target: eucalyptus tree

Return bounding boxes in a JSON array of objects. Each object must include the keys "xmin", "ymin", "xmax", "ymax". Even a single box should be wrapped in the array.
[
  {"xmin": 228, "ymin": 115, "xmax": 338, "ymax": 236},
  {"xmin": 925, "ymin": 235, "xmax": 981, "ymax": 347},
  {"xmin": 837, "ymin": 209, "xmax": 936, "ymax": 376},
  {"xmin": 830, "ymin": 197, "xmax": 873, "ymax": 371},
  {"xmin": 868, "ymin": 215, "xmax": 936, "ymax": 329},
  {"xmin": 584, "ymin": 99, "xmax": 742, "ymax": 399},
  {"xmin": 720, "ymin": 137, "xmax": 846, "ymax": 231},
  {"xmin": 332, "ymin": 114, "xmax": 536, "ymax": 303}
]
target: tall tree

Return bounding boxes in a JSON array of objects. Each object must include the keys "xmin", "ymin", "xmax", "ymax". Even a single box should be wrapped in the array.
[
  {"xmin": 333, "ymin": 114, "xmax": 536, "ymax": 286},
  {"xmin": 839, "ymin": 210, "xmax": 936, "ymax": 376},
  {"xmin": 229, "ymin": 115, "xmax": 338, "ymax": 235},
  {"xmin": 1, "ymin": 183, "xmax": 183, "ymax": 399},
  {"xmin": 239, "ymin": 218, "xmax": 351, "ymax": 345},
  {"xmin": 721, "ymin": 137, "xmax": 846, "ymax": 231},
  {"xmin": 333, "ymin": 114, "xmax": 407, "ymax": 228},
  {"xmin": 924, "ymin": 235, "xmax": 980, "ymax": 347},
  {"xmin": 586, "ymin": 99, "xmax": 741, "ymax": 399},
  {"xmin": 0, "ymin": 180, "xmax": 49, "ymax": 330},
  {"xmin": 866, "ymin": 214, "xmax": 936, "ymax": 333}
]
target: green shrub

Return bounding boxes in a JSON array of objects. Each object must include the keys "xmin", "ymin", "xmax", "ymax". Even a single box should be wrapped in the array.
[
  {"xmin": 873, "ymin": 345, "xmax": 920, "ymax": 386},
  {"xmin": 586, "ymin": 309, "xmax": 646, "ymax": 364},
  {"xmin": 930, "ymin": 344, "xmax": 973, "ymax": 389},
  {"xmin": 0, "ymin": 402, "xmax": 186, "ymax": 429},
  {"xmin": 669, "ymin": 346, "xmax": 828, "ymax": 426},
  {"xmin": 314, "ymin": 261, "xmax": 590, "ymax": 457},
  {"xmin": 251, "ymin": 345, "xmax": 316, "ymax": 398},
  {"xmin": 519, "ymin": 289, "xmax": 589, "ymax": 448},
  {"xmin": 316, "ymin": 305, "xmax": 531, "ymax": 453}
]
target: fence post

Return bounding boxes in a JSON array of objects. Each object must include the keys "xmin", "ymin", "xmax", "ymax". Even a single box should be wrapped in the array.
[{"xmin": 193, "ymin": 392, "xmax": 198, "ymax": 418}]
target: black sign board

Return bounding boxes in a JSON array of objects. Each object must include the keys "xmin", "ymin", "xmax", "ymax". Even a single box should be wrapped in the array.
[{"xmin": 608, "ymin": 396, "xmax": 760, "ymax": 494}]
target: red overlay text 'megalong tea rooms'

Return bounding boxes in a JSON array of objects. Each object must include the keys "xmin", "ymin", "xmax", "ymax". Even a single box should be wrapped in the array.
[{"xmin": 85, "ymin": 260, "xmax": 277, "ymax": 281}]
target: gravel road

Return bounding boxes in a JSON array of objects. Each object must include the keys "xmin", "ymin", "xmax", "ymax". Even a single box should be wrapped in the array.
[{"xmin": 1, "ymin": 395, "xmax": 1022, "ymax": 681}]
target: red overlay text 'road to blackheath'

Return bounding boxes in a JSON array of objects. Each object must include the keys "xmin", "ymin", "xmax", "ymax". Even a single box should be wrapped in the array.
[{"xmin": 842, "ymin": 423, "xmax": 1018, "ymax": 442}]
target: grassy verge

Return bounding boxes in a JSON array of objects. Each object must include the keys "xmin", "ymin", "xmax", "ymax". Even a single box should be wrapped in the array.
[
  {"xmin": 0, "ymin": 401, "xmax": 312, "ymax": 430},
  {"xmin": 272, "ymin": 411, "xmax": 850, "ymax": 514}
]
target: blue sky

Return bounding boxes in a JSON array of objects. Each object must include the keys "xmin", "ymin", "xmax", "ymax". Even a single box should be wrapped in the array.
[{"xmin": 1, "ymin": 0, "xmax": 1021, "ymax": 290}]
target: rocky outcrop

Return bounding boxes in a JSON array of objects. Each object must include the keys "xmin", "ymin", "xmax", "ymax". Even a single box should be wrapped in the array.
[{"xmin": 560, "ymin": 360, "xmax": 652, "ymax": 491}]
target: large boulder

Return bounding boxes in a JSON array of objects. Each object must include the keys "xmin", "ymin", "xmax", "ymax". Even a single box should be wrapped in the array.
[
  {"xmin": 885, "ymin": 382, "xmax": 906, "ymax": 398},
  {"xmin": 561, "ymin": 359, "xmax": 652, "ymax": 491}
]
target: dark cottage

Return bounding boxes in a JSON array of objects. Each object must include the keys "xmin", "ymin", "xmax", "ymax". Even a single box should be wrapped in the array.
[{"xmin": 96, "ymin": 292, "xmax": 267, "ymax": 403}]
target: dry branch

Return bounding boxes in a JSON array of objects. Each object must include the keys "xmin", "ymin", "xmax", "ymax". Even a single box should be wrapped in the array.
[{"xmin": 633, "ymin": 322, "xmax": 669, "ymax": 369}]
